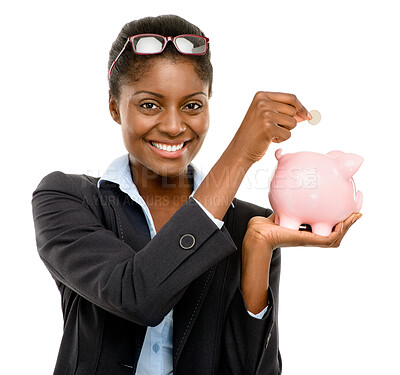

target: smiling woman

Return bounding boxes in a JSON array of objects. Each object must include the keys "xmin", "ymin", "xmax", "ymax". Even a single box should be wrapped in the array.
[
  {"xmin": 110, "ymin": 60, "xmax": 210, "ymax": 181},
  {"xmin": 31, "ymin": 13, "xmax": 361, "ymax": 375}
]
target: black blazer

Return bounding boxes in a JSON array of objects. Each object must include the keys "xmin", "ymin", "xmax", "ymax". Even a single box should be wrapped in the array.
[{"xmin": 32, "ymin": 171, "xmax": 282, "ymax": 375}]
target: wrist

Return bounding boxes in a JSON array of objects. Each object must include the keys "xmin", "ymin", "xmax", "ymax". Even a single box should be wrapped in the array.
[
  {"xmin": 226, "ymin": 136, "xmax": 255, "ymax": 170},
  {"xmin": 242, "ymin": 240, "xmax": 273, "ymax": 269},
  {"xmin": 193, "ymin": 138, "xmax": 253, "ymax": 220},
  {"xmin": 242, "ymin": 226, "xmax": 274, "ymax": 256},
  {"xmin": 242, "ymin": 234, "xmax": 273, "ymax": 275}
]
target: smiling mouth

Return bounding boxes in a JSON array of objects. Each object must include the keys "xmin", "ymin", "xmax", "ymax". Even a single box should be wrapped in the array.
[{"xmin": 149, "ymin": 140, "xmax": 190, "ymax": 152}]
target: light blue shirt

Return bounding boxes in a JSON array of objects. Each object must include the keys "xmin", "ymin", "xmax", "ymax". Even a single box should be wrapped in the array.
[{"xmin": 97, "ymin": 154, "xmax": 268, "ymax": 375}]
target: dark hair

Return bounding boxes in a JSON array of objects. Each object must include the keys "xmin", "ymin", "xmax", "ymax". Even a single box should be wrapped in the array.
[{"xmin": 108, "ymin": 15, "xmax": 213, "ymax": 100}]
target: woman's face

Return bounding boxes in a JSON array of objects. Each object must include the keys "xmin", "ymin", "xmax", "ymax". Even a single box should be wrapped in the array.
[{"xmin": 110, "ymin": 58, "xmax": 210, "ymax": 180}]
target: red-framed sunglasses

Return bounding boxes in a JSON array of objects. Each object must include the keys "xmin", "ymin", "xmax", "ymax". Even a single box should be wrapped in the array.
[{"xmin": 109, "ymin": 33, "xmax": 210, "ymax": 78}]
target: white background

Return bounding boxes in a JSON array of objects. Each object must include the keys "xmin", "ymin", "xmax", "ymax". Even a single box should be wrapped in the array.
[{"xmin": 1, "ymin": 0, "xmax": 399, "ymax": 374}]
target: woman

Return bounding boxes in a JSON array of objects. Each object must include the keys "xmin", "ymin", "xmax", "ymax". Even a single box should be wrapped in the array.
[{"xmin": 32, "ymin": 14, "xmax": 361, "ymax": 375}]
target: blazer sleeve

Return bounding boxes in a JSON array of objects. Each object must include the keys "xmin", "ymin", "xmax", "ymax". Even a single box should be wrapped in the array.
[
  {"xmin": 31, "ymin": 171, "xmax": 238, "ymax": 327},
  {"xmin": 219, "ymin": 200, "xmax": 282, "ymax": 374},
  {"xmin": 220, "ymin": 252, "xmax": 281, "ymax": 374}
]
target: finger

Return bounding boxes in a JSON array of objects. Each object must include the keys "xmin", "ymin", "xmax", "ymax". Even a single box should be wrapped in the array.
[
  {"xmin": 338, "ymin": 212, "xmax": 362, "ymax": 238},
  {"xmin": 332, "ymin": 220, "xmax": 344, "ymax": 234},
  {"xmin": 267, "ymin": 212, "xmax": 275, "ymax": 222},
  {"xmin": 268, "ymin": 112, "xmax": 298, "ymax": 131},
  {"xmin": 298, "ymin": 229, "xmax": 341, "ymax": 247},
  {"xmin": 261, "ymin": 100, "xmax": 298, "ymax": 117},
  {"xmin": 340, "ymin": 212, "xmax": 362, "ymax": 232},
  {"xmin": 263, "ymin": 92, "xmax": 311, "ymax": 122},
  {"xmin": 265, "ymin": 116, "xmax": 293, "ymax": 142},
  {"xmin": 329, "ymin": 221, "xmax": 344, "ymax": 247},
  {"xmin": 272, "ymin": 225, "xmax": 340, "ymax": 248},
  {"xmin": 270, "ymin": 127, "xmax": 291, "ymax": 143},
  {"xmin": 350, "ymin": 212, "xmax": 363, "ymax": 224},
  {"xmin": 328, "ymin": 212, "xmax": 362, "ymax": 246},
  {"xmin": 294, "ymin": 113, "xmax": 311, "ymax": 123}
]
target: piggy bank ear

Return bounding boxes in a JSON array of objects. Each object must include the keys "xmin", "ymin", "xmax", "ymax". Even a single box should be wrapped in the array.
[{"xmin": 335, "ymin": 153, "xmax": 364, "ymax": 179}]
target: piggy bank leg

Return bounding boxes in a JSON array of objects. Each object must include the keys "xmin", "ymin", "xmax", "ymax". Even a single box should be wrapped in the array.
[
  {"xmin": 311, "ymin": 223, "xmax": 334, "ymax": 236},
  {"xmin": 279, "ymin": 217, "xmax": 301, "ymax": 231}
]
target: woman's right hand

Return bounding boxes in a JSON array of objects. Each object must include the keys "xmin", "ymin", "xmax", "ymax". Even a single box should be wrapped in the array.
[
  {"xmin": 193, "ymin": 92, "xmax": 311, "ymax": 221},
  {"xmin": 232, "ymin": 91, "xmax": 312, "ymax": 165}
]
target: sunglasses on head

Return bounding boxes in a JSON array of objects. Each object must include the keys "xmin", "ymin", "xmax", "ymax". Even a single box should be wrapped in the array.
[{"xmin": 109, "ymin": 33, "xmax": 210, "ymax": 78}]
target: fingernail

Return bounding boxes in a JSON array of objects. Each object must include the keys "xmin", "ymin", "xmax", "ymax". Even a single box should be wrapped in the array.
[{"xmin": 307, "ymin": 112, "xmax": 312, "ymax": 120}]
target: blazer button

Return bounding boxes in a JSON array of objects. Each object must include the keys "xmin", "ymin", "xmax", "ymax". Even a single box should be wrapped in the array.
[{"xmin": 179, "ymin": 234, "xmax": 196, "ymax": 250}]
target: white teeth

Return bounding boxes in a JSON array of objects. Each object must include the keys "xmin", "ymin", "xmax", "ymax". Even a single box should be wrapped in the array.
[{"xmin": 151, "ymin": 141, "xmax": 185, "ymax": 152}]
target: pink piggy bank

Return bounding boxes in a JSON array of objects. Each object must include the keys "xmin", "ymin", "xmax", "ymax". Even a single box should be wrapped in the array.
[{"xmin": 268, "ymin": 149, "xmax": 363, "ymax": 236}]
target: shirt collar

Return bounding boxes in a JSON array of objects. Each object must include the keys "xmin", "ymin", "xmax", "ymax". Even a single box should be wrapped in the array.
[{"xmin": 97, "ymin": 154, "xmax": 234, "ymax": 208}]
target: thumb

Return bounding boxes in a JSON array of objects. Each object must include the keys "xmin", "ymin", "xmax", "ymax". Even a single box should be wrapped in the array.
[
  {"xmin": 294, "ymin": 112, "xmax": 312, "ymax": 123},
  {"xmin": 267, "ymin": 212, "xmax": 276, "ymax": 223}
]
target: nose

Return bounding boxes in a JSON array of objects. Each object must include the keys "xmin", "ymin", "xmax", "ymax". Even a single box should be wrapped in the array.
[{"xmin": 158, "ymin": 108, "xmax": 186, "ymax": 137}]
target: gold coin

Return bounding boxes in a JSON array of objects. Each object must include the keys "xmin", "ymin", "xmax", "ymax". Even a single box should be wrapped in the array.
[{"xmin": 308, "ymin": 110, "xmax": 321, "ymax": 125}]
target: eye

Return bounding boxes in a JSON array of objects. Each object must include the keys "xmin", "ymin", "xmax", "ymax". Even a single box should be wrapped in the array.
[
  {"xmin": 184, "ymin": 102, "xmax": 202, "ymax": 111},
  {"xmin": 140, "ymin": 102, "xmax": 160, "ymax": 110}
]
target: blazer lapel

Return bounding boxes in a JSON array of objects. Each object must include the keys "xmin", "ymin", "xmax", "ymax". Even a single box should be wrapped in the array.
[
  {"xmin": 172, "ymin": 264, "xmax": 217, "ymax": 368},
  {"xmin": 98, "ymin": 181, "xmax": 152, "ymax": 249}
]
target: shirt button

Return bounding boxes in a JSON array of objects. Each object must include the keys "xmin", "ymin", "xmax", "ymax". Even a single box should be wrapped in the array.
[
  {"xmin": 152, "ymin": 343, "xmax": 160, "ymax": 353},
  {"xmin": 179, "ymin": 234, "xmax": 196, "ymax": 250}
]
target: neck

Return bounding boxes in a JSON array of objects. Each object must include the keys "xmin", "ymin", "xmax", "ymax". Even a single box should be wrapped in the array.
[{"xmin": 129, "ymin": 159, "xmax": 193, "ymax": 209}]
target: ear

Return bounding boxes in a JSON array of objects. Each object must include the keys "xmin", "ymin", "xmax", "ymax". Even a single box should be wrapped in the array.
[
  {"xmin": 109, "ymin": 92, "xmax": 121, "ymax": 124},
  {"xmin": 335, "ymin": 153, "xmax": 364, "ymax": 180}
]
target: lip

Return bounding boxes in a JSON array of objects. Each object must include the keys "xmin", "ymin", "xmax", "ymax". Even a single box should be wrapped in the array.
[
  {"xmin": 149, "ymin": 139, "xmax": 191, "ymax": 145},
  {"xmin": 147, "ymin": 140, "xmax": 191, "ymax": 159}
]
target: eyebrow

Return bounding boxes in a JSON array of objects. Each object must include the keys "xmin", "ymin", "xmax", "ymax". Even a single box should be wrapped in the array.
[{"xmin": 133, "ymin": 90, "xmax": 207, "ymax": 99}]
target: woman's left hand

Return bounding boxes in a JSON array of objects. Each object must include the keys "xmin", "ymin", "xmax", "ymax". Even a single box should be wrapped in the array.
[
  {"xmin": 244, "ymin": 211, "xmax": 362, "ymax": 251},
  {"xmin": 240, "ymin": 212, "xmax": 362, "ymax": 314}
]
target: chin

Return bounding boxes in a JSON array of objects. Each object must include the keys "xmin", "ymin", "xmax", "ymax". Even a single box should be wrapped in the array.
[{"xmin": 154, "ymin": 162, "xmax": 190, "ymax": 178}]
